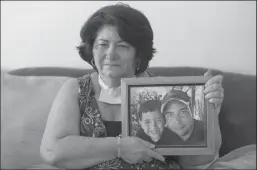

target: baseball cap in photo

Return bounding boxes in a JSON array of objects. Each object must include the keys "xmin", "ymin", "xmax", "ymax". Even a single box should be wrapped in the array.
[{"xmin": 161, "ymin": 90, "xmax": 191, "ymax": 113}]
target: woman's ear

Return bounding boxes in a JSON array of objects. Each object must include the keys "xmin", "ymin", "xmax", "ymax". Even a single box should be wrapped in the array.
[{"xmin": 134, "ymin": 58, "xmax": 142, "ymax": 74}]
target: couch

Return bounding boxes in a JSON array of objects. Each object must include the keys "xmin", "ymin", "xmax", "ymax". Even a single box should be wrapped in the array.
[{"xmin": 1, "ymin": 66, "xmax": 256, "ymax": 169}]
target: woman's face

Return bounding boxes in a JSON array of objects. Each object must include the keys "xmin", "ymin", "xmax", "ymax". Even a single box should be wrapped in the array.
[
  {"xmin": 164, "ymin": 101, "xmax": 194, "ymax": 138},
  {"xmin": 92, "ymin": 25, "xmax": 136, "ymax": 79}
]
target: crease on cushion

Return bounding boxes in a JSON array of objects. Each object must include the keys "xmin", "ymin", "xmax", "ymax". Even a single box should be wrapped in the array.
[{"xmin": 209, "ymin": 144, "xmax": 256, "ymax": 169}]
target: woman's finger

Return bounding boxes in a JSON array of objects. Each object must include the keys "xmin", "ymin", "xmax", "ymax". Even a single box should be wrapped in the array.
[
  {"xmin": 204, "ymin": 84, "xmax": 223, "ymax": 94},
  {"xmin": 205, "ymin": 75, "xmax": 223, "ymax": 87},
  {"xmin": 208, "ymin": 98, "xmax": 223, "ymax": 106},
  {"xmin": 138, "ymin": 138, "xmax": 155, "ymax": 149},
  {"xmin": 204, "ymin": 69, "xmax": 213, "ymax": 76},
  {"xmin": 205, "ymin": 91, "xmax": 224, "ymax": 99},
  {"xmin": 146, "ymin": 149, "xmax": 165, "ymax": 163},
  {"xmin": 143, "ymin": 157, "xmax": 153, "ymax": 162}
]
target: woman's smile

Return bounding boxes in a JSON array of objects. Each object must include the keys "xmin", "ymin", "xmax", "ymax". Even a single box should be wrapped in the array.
[{"xmin": 104, "ymin": 63, "xmax": 119, "ymax": 66}]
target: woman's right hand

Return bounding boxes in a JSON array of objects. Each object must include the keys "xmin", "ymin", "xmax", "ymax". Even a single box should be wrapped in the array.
[{"xmin": 119, "ymin": 137, "xmax": 165, "ymax": 164}]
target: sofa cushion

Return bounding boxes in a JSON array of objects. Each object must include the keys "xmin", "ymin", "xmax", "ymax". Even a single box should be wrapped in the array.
[
  {"xmin": 218, "ymin": 72, "xmax": 256, "ymax": 156},
  {"xmin": 8, "ymin": 67, "xmax": 92, "ymax": 77},
  {"xmin": 7, "ymin": 66, "xmax": 221, "ymax": 78},
  {"xmin": 1, "ymin": 74, "xmax": 69, "ymax": 169}
]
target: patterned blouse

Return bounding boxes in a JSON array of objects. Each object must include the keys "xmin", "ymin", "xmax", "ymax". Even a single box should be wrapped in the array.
[{"xmin": 78, "ymin": 74, "xmax": 180, "ymax": 170}]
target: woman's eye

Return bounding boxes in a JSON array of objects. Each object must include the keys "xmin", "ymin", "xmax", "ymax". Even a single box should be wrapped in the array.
[
  {"xmin": 98, "ymin": 43, "xmax": 108, "ymax": 47},
  {"xmin": 118, "ymin": 44, "xmax": 128, "ymax": 48}
]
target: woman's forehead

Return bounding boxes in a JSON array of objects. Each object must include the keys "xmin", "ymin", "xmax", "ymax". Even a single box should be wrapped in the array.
[{"xmin": 95, "ymin": 25, "xmax": 123, "ymax": 42}]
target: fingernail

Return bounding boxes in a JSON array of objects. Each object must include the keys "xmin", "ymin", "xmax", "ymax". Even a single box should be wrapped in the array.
[{"xmin": 213, "ymin": 103, "xmax": 216, "ymax": 109}]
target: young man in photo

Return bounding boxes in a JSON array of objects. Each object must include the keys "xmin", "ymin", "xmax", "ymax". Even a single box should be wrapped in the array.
[{"xmin": 161, "ymin": 90, "xmax": 206, "ymax": 146}]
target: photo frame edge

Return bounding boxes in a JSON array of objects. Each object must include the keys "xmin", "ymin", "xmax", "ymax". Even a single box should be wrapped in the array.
[
  {"xmin": 122, "ymin": 76, "xmax": 211, "ymax": 86},
  {"xmin": 121, "ymin": 76, "xmax": 215, "ymax": 155},
  {"xmin": 121, "ymin": 79, "xmax": 129, "ymax": 137}
]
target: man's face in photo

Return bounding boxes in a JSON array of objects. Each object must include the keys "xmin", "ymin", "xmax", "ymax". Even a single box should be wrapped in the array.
[
  {"xmin": 163, "ymin": 100, "xmax": 194, "ymax": 138},
  {"xmin": 139, "ymin": 110, "xmax": 165, "ymax": 142}
]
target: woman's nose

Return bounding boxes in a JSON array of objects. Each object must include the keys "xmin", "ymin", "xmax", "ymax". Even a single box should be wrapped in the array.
[{"xmin": 106, "ymin": 45, "xmax": 117, "ymax": 60}]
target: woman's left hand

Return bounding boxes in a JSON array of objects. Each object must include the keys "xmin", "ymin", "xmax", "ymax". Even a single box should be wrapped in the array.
[{"xmin": 203, "ymin": 69, "xmax": 224, "ymax": 115}]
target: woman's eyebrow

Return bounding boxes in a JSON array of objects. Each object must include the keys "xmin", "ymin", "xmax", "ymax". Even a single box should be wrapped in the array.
[
  {"xmin": 96, "ymin": 39, "xmax": 127, "ymax": 44},
  {"xmin": 117, "ymin": 40, "xmax": 126, "ymax": 43},
  {"xmin": 97, "ymin": 39, "xmax": 108, "ymax": 42}
]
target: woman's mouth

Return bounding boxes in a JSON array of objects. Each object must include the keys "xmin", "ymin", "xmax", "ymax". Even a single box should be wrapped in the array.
[{"xmin": 104, "ymin": 64, "xmax": 119, "ymax": 67}]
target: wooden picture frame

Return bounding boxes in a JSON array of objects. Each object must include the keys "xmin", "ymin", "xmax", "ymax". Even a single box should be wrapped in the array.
[{"xmin": 121, "ymin": 76, "xmax": 215, "ymax": 155}]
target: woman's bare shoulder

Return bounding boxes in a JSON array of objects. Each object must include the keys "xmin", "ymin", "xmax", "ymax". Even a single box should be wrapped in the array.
[
  {"xmin": 63, "ymin": 78, "xmax": 78, "ymax": 86},
  {"xmin": 57, "ymin": 78, "xmax": 79, "ymax": 96}
]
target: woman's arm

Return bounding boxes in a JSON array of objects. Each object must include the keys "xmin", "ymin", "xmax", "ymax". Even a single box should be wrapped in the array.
[{"xmin": 40, "ymin": 78, "xmax": 118, "ymax": 169}]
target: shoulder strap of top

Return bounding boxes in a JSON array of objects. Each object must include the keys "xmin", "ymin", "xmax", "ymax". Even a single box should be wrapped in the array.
[
  {"xmin": 146, "ymin": 71, "xmax": 154, "ymax": 77},
  {"xmin": 78, "ymin": 74, "xmax": 92, "ymax": 111}
]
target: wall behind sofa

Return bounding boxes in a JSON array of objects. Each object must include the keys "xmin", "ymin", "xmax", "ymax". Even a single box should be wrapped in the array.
[{"xmin": 1, "ymin": 1, "xmax": 256, "ymax": 75}]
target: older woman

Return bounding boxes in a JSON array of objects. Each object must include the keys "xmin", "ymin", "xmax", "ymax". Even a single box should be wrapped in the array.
[{"xmin": 40, "ymin": 3, "xmax": 224, "ymax": 170}]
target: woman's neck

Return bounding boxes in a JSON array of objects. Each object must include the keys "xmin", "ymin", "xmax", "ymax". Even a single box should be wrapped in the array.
[
  {"xmin": 101, "ymin": 75, "xmax": 121, "ymax": 88},
  {"xmin": 99, "ymin": 71, "xmax": 148, "ymax": 89},
  {"xmin": 99, "ymin": 73, "xmax": 136, "ymax": 88}
]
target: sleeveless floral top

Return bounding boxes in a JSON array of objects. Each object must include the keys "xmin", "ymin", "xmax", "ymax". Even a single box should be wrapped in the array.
[{"xmin": 78, "ymin": 74, "xmax": 180, "ymax": 170}]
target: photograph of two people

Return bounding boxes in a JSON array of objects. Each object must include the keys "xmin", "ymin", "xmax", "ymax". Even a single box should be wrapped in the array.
[{"xmin": 130, "ymin": 86, "xmax": 207, "ymax": 147}]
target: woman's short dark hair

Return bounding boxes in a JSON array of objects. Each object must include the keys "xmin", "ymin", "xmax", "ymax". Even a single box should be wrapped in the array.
[{"xmin": 77, "ymin": 3, "xmax": 156, "ymax": 74}]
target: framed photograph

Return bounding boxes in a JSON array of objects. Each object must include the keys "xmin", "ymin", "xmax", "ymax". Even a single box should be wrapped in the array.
[{"xmin": 121, "ymin": 76, "xmax": 216, "ymax": 155}]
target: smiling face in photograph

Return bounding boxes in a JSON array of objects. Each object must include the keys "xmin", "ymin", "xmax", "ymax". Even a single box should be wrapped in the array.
[
  {"xmin": 163, "ymin": 100, "xmax": 194, "ymax": 139},
  {"xmin": 92, "ymin": 25, "xmax": 136, "ymax": 79},
  {"xmin": 139, "ymin": 110, "xmax": 165, "ymax": 142}
]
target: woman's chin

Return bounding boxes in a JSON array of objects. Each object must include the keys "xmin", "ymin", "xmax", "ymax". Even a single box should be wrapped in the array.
[
  {"xmin": 105, "ymin": 72, "xmax": 120, "ymax": 78},
  {"xmin": 102, "ymin": 69, "xmax": 124, "ymax": 78}
]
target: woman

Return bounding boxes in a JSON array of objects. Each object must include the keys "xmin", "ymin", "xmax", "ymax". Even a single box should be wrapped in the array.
[{"xmin": 40, "ymin": 4, "xmax": 224, "ymax": 169}]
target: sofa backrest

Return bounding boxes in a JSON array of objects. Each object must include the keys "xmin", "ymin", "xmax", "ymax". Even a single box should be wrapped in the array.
[{"xmin": 7, "ymin": 66, "xmax": 256, "ymax": 157}]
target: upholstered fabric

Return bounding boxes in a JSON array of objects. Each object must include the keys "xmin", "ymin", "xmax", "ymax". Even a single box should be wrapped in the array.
[
  {"xmin": 209, "ymin": 144, "xmax": 256, "ymax": 169},
  {"xmin": 7, "ymin": 66, "xmax": 256, "ymax": 156},
  {"xmin": 1, "ymin": 74, "xmax": 69, "ymax": 169},
  {"xmin": 8, "ymin": 67, "xmax": 92, "ymax": 77},
  {"xmin": 2, "ymin": 67, "xmax": 256, "ymax": 169}
]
